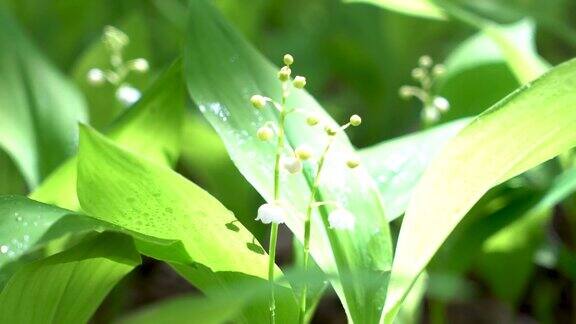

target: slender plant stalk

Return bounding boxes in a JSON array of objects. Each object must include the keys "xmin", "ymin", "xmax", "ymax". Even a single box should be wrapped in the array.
[
  {"xmin": 298, "ymin": 136, "xmax": 336, "ymax": 324},
  {"xmin": 268, "ymin": 84, "xmax": 288, "ymax": 324}
]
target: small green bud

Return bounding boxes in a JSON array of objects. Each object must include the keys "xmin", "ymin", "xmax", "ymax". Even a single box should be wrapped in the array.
[
  {"xmin": 349, "ymin": 114, "xmax": 361, "ymax": 127},
  {"xmin": 278, "ymin": 66, "xmax": 291, "ymax": 82},
  {"xmin": 103, "ymin": 26, "xmax": 129, "ymax": 52},
  {"xmin": 399, "ymin": 86, "xmax": 413, "ymax": 99},
  {"xmin": 411, "ymin": 68, "xmax": 425, "ymax": 80},
  {"xmin": 293, "ymin": 76, "xmax": 306, "ymax": 89},
  {"xmin": 325, "ymin": 124, "xmax": 338, "ymax": 136},
  {"xmin": 250, "ymin": 95, "xmax": 267, "ymax": 109},
  {"xmin": 346, "ymin": 158, "xmax": 360, "ymax": 169},
  {"xmin": 418, "ymin": 55, "xmax": 433, "ymax": 68},
  {"xmin": 433, "ymin": 64, "xmax": 446, "ymax": 76},
  {"xmin": 295, "ymin": 145, "xmax": 312, "ymax": 160},
  {"xmin": 283, "ymin": 54, "xmax": 294, "ymax": 66},
  {"xmin": 129, "ymin": 58, "xmax": 149, "ymax": 73},
  {"xmin": 257, "ymin": 126, "xmax": 274, "ymax": 141},
  {"xmin": 306, "ymin": 115, "xmax": 319, "ymax": 126}
]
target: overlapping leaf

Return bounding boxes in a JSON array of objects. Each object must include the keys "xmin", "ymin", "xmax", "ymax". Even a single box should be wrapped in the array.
[
  {"xmin": 0, "ymin": 232, "xmax": 140, "ymax": 323},
  {"xmin": 77, "ymin": 126, "xmax": 298, "ymax": 323},
  {"xmin": 360, "ymin": 119, "xmax": 470, "ymax": 220}
]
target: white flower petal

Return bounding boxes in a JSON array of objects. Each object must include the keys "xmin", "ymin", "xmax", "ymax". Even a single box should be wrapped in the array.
[
  {"xmin": 256, "ymin": 203, "xmax": 286, "ymax": 224},
  {"xmin": 87, "ymin": 68, "xmax": 105, "ymax": 85},
  {"xmin": 433, "ymin": 96, "xmax": 450, "ymax": 112},
  {"xmin": 283, "ymin": 156, "xmax": 302, "ymax": 174},
  {"xmin": 116, "ymin": 84, "xmax": 141, "ymax": 106}
]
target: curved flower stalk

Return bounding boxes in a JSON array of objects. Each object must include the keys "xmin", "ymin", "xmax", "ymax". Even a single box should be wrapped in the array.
[
  {"xmin": 399, "ymin": 55, "xmax": 450, "ymax": 127},
  {"xmin": 249, "ymin": 54, "xmax": 363, "ymax": 324},
  {"xmin": 85, "ymin": 26, "xmax": 149, "ymax": 106}
]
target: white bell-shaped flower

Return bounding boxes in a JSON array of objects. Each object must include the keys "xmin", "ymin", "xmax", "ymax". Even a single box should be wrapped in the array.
[
  {"xmin": 283, "ymin": 156, "xmax": 302, "ymax": 174},
  {"xmin": 328, "ymin": 208, "xmax": 355, "ymax": 230},
  {"xmin": 433, "ymin": 96, "xmax": 450, "ymax": 112},
  {"xmin": 87, "ymin": 68, "xmax": 105, "ymax": 85},
  {"xmin": 116, "ymin": 84, "xmax": 141, "ymax": 106},
  {"xmin": 256, "ymin": 203, "xmax": 286, "ymax": 224}
]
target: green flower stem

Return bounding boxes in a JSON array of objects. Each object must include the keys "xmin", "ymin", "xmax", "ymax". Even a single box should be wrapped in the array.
[
  {"xmin": 298, "ymin": 136, "xmax": 336, "ymax": 324},
  {"xmin": 268, "ymin": 83, "xmax": 288, "ymax": 324}
]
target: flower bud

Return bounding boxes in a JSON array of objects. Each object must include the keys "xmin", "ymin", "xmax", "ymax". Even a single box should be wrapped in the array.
[
  {"xmin": 103, "ymin": 26, "xmax": 129, "ymax": 52},
  {"xmin": 283, "ymin": 54, "xmax": 294, "ymax": 66},
  {"xmin": 278, "ymin": 66, "xmax": 291, "ymax": 82},
  {"xmin": 250, "ymin": 95, "xmax": 267, "ymax": 109},
  {"xmin": 295, "ymin": 145, "xmax": 312, "ymax": 160},
  {"xmin": 349, "ymin": 114, "xmax": 361, "ymax": 127},
  {"xmin": 411, "ymin": 68, "xmax": 425, "ymax": 80},
  {"xmin": 257, "ymin": 126, "xmax": 274, "ymax": 141},
  {"xmin": 116, "ymin": 84, "xmax": 141, "ymax": 106},
  {"xmin": 422, "ymin": 106, "xmax": 440, "ymax": 123},
  {"xmin": 433, "ymin": 64, "xmax": 446, "ymax": 76},
  {"xmin": 87, "ymin": 68, "xmax": 105, "ymax": 85},
  {"xmin": 346, "ymin": 158, "xmax": 360, "ymax": 169},
  {"xmin": 130, "ymin": 58, "xmax": 149, "ymax": 73},
  {"xmin": 306, "ymin": 115, "xmax": 319, "ymax": 126},
  {"xmin": 256, "ymin": 203, "xmax": 286, "ymax": 224},
  {"xmin": 283, "ymin": 156, "xmax": 302, "ymax": 174},
  {"xmin": 399, "ymin": 86, "xmax": 413, "ymax": 99},
  {"xmin": 293, "ymin": 76, "xmax": 306, "ymax": 89},
  {"xmin": 433, "ymin": 96, "xmax": 450, "ymax": 112},
  {"xmin": 324, "ymin": 124, "xmax": 338, "ymax": 136},
  {"xmin": 418, "ymin": 55, "xmax": 433, "ymax": 68},
  {"xmin": 328, "ymin": 208, "xmax": 355, "ymax": 230}
]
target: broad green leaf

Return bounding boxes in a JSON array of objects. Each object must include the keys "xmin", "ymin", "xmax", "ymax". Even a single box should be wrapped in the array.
[
  {"xmin": 77, "ymin": 125, "xmax": 298, "ymax": 323},
  {"xmin": 360, "ymin": 119, "xmax": 470, "ymax": 220},
  {"xmin": 117, "ymin": 293, "xmax": 246, "ymax": 324},
  {"xmin": 0, "ymin": 9, "xmax": 87, "ymax": 188},
  {"xmin": 0, "ymin": 195, "xmax": 192, "ymax": 287},
  {"xmin": 0, "ymin": 232, "xmax": 140, "ymax": 323},
  {"xmin": 179, "ymin": 112, "xmax": 265, "ymax": 239},
  {"xmin": 185, "ymin": 1, "xmax": 392, "ymax": 322},
  {"xmin": 30, "ymin": 62, "xmax": 185, "ymax": 211},
  {"xmin": 435, "ymin": 1, "xmax": 550, "ymax": 83},
  {"xmin": 0, "ymin": 195, "xmax": 102, "ymax": 278},
  {"xmin": 383, "ymin": 58, "xmax": 576, "ymax": 322},
  {"xmin": 481, "ymin": 20, "xmax": 550, "ymax": 83},
  {"xmin": 344, "ymin": 0, "xmax": 446, "ymax": 20}
]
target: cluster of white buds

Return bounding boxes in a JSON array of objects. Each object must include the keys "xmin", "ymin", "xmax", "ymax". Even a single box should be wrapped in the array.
[
  {"xmin": 86, "ymin": 26, "xmax": 149, "ymax": 107},
  {"xmin": 399, "ymin": 55, "xmax": 449, "ymax": 125},
  {"xmin": 251, "ymin": 54, "xmax": 360, "ymax": 231}
]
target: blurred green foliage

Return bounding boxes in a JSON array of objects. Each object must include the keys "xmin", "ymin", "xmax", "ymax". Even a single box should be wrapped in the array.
[{"xmin": 0, "ymin": 0, "xmax": 574, "ymax": 322}]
